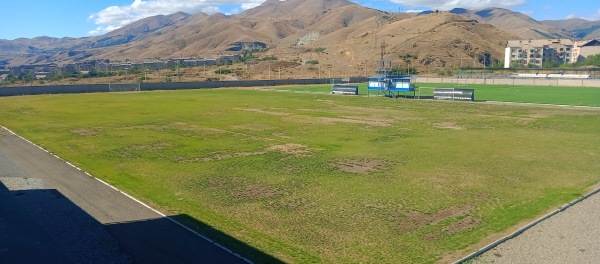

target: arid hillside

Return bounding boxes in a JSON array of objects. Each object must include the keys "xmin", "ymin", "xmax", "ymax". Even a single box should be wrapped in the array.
[{"xmin": 2, "ymin": 0, "xmax": 597, "ymax": 78}]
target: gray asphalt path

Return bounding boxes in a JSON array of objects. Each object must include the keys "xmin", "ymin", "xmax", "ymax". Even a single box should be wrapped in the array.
[
  {"xmin": 471, "ymin": 190, "xmax": 600, "ymax": 264},
  {"xmin": 0, "ymin": 127, "xmax": 247, "ymax": 264}
]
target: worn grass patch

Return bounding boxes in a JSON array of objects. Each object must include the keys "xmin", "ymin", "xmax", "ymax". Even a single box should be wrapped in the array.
[{"xmin": 1, "ymin": 86, "xmax": 600, "ymax": 263}]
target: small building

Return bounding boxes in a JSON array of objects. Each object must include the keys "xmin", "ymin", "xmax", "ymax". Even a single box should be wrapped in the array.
[
  {"xmin": 34, "ymin": 72, "xmax": 49, "ymax": 79},
  {"xmin": 368, "ymin": 75, "xmax": 416, "ymax": 98},
  {"xmin": 367, "ymin": 59, "xmax": 416, "ymax": 98}
]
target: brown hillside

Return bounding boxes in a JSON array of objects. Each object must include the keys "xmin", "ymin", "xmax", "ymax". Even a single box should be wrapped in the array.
[
  {"xmin": 1, "ymin": 0, "xmax": 522, "ymax": 76},
  {"xmin": 266, "ymin": 12, "xmax": 517, "ymax": 74},
  {"xmin": 450, "ymin": 8, "xmax": 572, "ymax": 39}
]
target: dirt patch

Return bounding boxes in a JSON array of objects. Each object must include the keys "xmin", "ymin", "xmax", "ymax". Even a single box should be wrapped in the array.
[
  {"xmin": 232, "ymin": 124, "xmax": 276, "ymax": 132},
  {"xmin": 231, "ymin": 184, "xmax": 279, "ymax": 200},
  {"xmin": 528, "ymin": 110, "xmax": 556, "ymax": 119},
  {"xmin": 397, "ymin": 205, "xmax": 474, "ymax": 232},
  {"xmin": 71, "ymin": 128, "xmax": 100, "ymax": 137},
  {"xmin": 235, "ymin": 108, "xmax": 289, "ymax": 116},
  {"xmin": 266, "ymin": 143, "xmax": 312, "ymax": 157},
  {"xmin": 432, "ymin": 122, "xmax": 465, "ymax": 130},
  {"xmin": 331, "ymin": 158, "xmax": 389, "ymax": 174},
  {"xmin": 319, "ymin": 116, "xmax": 392, "ymax": 127},
  {"xmin": 443, "ymin": 215, "xmax": 481, "ymax": 233},
  {"xmin": 272, "ymin": 132, "xmax": 291, "ymax": 139},
  {"xmin": 178, "ymin": 143, "xmax": 313, "ymax": 162},
  {"xmin": 423, "ymin": 232, "xmax": 441, "ymax": 241}
]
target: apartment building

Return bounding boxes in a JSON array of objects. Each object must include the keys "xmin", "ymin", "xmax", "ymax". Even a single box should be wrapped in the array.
[
  {"xmin": 504, "ymin": 39, "xmax": 600, "ymax": 68},
  {"xmin": 573, "ymin": 39, "xmax": 600, "ymax": 62}
]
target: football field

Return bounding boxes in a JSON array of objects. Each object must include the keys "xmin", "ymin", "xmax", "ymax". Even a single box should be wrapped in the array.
[{"xmin": 1, "ymin": 84, "xmax": 599, "ymax": 263}]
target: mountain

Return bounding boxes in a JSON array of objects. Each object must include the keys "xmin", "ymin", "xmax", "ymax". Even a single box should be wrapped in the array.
[
  {"xmin": 448, "ymin": 7, "xmax": 574, "ymax": 39},
  {"xmin": 3, "ymin": 0, "xmax": 595, "ymax": 73},
  {"xmin": 541, "ymin": 18, "xmax": 600, "ymax": 39}
]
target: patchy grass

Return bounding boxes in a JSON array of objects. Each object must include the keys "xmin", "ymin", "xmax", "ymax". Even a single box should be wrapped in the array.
[{"xmin": 1, "ymin": 87, "xmax": 599, "ymax": 263}]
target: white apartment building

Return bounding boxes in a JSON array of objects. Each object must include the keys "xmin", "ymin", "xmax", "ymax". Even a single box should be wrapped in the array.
[{"xmin": 504, "ymin": 39, "xmax": 600, "ymax": 68}]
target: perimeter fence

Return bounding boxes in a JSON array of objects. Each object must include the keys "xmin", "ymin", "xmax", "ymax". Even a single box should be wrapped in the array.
[{"xmin": 0, "ymin": 78, "xmax": 368, "ymax": 97}]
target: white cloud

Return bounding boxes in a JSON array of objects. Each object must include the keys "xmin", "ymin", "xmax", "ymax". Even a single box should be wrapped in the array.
[
  {"xmin": 565, "ymin": 13, "xmax": 577, "ymax": 19},
  {"xmin": 590, "ymin": 9, "xmax": 600, "ymax": 21},
  {"xmin": 389, "ymin": 0, "xmax": 526, "ymax": 11},
  {"xmin": 565, "ymin": 9, "xmax": 600, "ymax": 21},
  {"xmin": 88, "ymin": 0, "xmax": 267, "ymax": 35}
]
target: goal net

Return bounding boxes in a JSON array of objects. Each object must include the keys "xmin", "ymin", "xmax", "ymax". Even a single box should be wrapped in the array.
[{"xmin": 109, "ymin": 83, "xmax": 141, "ymax": 92}]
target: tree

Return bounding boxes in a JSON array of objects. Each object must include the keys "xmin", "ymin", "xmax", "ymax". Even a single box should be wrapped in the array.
[
  {"xmin": 214, "ymin": 68, "xmax": 232, "ymax": 74},
  {"xmin": 582, "ymin": 54, "xmax": 600, "ymax": 67},
  {"xmin": 88, "ymin": 68, "xmax": 99, "ymax": 77},
  {"xmin": 389, "ymin": 67, "xmax": 418, "ymax": 75},
  {"xmin": 542, "ymin": 60, "xmax": 561, "ymax": 68}
]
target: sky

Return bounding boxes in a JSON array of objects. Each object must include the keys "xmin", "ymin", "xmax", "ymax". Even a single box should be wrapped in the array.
[{"xmin": 1, "ymin": 0, "xmax": 599, "ymax": 40}]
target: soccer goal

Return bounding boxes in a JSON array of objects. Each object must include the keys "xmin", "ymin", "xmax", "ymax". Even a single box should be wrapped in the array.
[{"xmin": 109, "ymin": 83, "xmax": 141, "ymax": 92}]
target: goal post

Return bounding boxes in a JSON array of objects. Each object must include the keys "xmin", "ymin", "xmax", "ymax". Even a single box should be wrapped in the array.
[{"xmin": 109, "ymin": 83, "xmax": 141, "ymax": 92}]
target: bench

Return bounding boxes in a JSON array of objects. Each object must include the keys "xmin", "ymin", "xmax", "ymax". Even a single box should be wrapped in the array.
[{"xmin": 332, "ymin": 85, "xmax": 358, "ymax": 95}]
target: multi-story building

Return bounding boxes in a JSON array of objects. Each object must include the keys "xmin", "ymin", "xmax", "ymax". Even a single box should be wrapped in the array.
[
  {"xmin": 572, "ymin": 39, "xmax": 600, "ymax": 62},
  {"xmin": 505, "ymin": 39, "xmax": 600, "ymax": 68}
]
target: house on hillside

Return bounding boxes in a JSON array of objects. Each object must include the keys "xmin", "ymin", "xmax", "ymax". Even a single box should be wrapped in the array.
[{"xmin": 504, "ymin": 39, "xmax": 600, "ymax": 68}]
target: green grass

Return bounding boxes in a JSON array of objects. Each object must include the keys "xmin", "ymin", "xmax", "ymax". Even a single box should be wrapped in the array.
[
  {"xmin": 1, "ymin": 86, "xmax": 600, "ymax": 263},
  {"xmin": 416, "ymin": 83, "xmax": 600, "ymax": 106},
  {"xmin": 273, "ymin": 83, "xmax": 600, "ymax": 107}
]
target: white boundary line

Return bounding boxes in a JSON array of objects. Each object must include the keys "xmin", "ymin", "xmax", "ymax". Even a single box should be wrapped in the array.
[{"xmin": 1, "ymin": 126, "xmax": 252, "ymax": 264}]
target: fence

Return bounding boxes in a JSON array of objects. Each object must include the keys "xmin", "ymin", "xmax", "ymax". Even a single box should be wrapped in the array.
[
  {"xmin": 0, "ymin": 77, "xmax": 368, "ymax": 97},
  {"xmin": 2, "ymin": 76, "xmax": 598, "ymax": 97},
  {"xmin": 416, "ymin": 77, "xmax": 600, "ymax": 87}
]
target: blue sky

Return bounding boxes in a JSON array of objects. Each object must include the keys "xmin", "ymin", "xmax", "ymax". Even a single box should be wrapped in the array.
[{"xmin": 1, "ymin": 0, "xmax": 599, "ymax": 40}]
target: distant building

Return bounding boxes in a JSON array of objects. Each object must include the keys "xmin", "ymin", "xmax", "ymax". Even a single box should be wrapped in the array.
[
  {"xmin": 573, "ymin": 39, "xmax": 600, "ymax": 62},
  {"xmin": 35, "ymin": 72, "xmax": 49, "ymax": 79},
  {"xmin": 505, "ymin": 39, "xmax": 600, "ymax": 68}
]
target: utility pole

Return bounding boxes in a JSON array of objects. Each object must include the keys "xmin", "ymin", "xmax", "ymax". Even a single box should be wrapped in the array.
[{"xmin": 177, "ymin": 60, "xmax": 181, "ymax": 82}]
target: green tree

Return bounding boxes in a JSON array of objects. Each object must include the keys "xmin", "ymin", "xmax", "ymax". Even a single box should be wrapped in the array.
[
  {"xmin": 542, "ymin": 60, "xmax": 561, "ymax": 68},
  {"xmin": 582, "ymin": 54, "xmax": 600, "ymax": 67},
  {"xmin": 215, "ymin": 68, "xmax": 232, "ymax": 74},
  {"xmin": 88, "ymin": 68, "xmax": 99, "ymax": 77}
]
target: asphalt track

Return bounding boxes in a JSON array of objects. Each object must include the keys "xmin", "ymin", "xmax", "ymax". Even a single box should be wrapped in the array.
[{"xmin": 0, "ymin": 127, "xmax": 247, "ymax": 264}]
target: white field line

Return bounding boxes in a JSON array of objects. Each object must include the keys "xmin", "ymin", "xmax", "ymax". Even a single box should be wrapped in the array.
[
  {"xmin": 1, "ymin": 126, "xmax": 253, "ymax": 264},
  {"xmin": 482, "ymin": 100, "xmax": 600, "ymax": 110}
]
